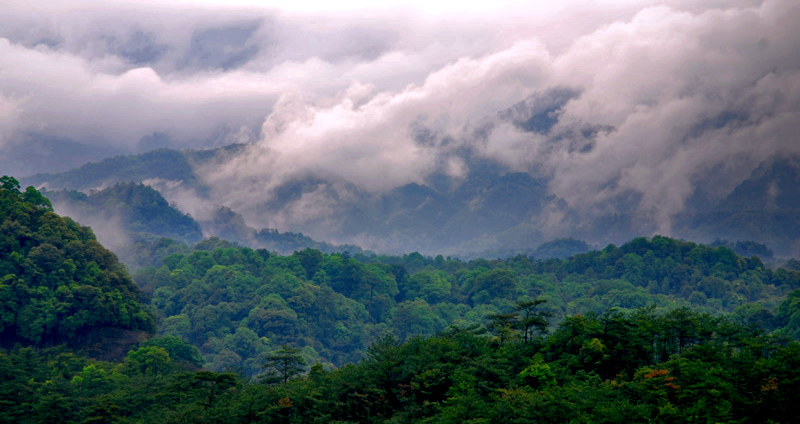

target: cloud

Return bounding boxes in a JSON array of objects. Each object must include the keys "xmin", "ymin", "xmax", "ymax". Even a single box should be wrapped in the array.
[
  {"xmin": 203, "ymin": 39, "xmax": 553, "ymax": 229},
  {"xmin": 539, "ymin": 0, "xmax": 800, "ymax": 231},
  {"xmin": 0, "ymin": 0, "xmax": 661, "ymax": 153},
  {"xmin": 203, "ymin": 0, "xmax": 800, "ymax": 234},
  {"xmin": 2, "ymin": 0, "xmax": 799, "ymax": 243},
  {"xmin": 0, "ymin": 93, "xmax": 23, "ymax": 148}
]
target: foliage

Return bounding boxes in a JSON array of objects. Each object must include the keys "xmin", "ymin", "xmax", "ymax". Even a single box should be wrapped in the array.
[
  {"xmin": 2, "ymin": 308, "xmax": 800, "ymax": 423},
  {"xmin": 132, "ymin": 234, "xmax": 800, "ymax": 376},
  {"xmin": 2, "ymin": 181, "xmax": 800, "ymax": 422},
  {"xmin": 261, "ymin": 344, "xmax": 307, "ymax": 385},
  {"xmin": 0, "ymin": 176, "xmax": 155, "ymax": 348}
]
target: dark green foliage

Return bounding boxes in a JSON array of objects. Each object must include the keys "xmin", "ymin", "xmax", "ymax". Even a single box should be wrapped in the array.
[
  {"xmin": 1, "ymin": 196, "xmax": 800, "ymax": 423},
  {"xmin": 0, "ymin": 177, "xmax": 155, "ymax": 348},
  {"xmin": 142, "ymin": 336, "xmax": 204, "ymax": 369},
  {"xmin": 5, "ymin": 183, "xmax": 800, "ymax": 423},
  {"xmin": 6, "ymin": 308, "xmax": 800, "ymax": 423},
  {"xmin": 261, "ymin": 344, "xmax": 307, "ymax": 385},
  {"xmin": 134, "ymin": 234, "xmax": 800, "ymax": 376},
  {"xmin": 776, "ymin": 289, "xmax": 800, "ymax": 339}
]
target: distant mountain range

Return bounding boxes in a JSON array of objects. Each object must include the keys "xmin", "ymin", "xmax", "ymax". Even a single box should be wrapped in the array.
[{"xmin": 22, "ymin": 142, "xmax": 800, "ymax": 260}]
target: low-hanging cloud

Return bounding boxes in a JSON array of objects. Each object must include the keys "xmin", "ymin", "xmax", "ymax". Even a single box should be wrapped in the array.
[
  {"xmin": 200, "ymin": 0, "xmax": 800, "ymax": 235},
  {"xmin": 2, "ymin": 0, "xmax": 799, "ymax": 245}
]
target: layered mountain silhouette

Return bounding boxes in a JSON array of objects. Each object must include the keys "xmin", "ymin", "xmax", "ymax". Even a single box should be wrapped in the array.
[{"xmin": 22, "ymin": 144, "xmax": 800, "ymax": 259}]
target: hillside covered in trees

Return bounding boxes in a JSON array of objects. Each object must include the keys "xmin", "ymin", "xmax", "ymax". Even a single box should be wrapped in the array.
[
  {"xmin": 3, "ymin": 176, "xmax": 800, "ymax": 423},
  {"xmin": 132, "ymin": 233, "xmax": 800, "ymax": 374},
  {"xmin": 0, "ymin": 176, "xmax": 154, "ymax": 350},
  {"xmin": 42, "ymin": 182, "xmax": 364, "ymax": 269}
]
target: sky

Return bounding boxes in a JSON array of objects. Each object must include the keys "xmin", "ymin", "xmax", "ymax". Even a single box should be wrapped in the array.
[{"xmin": 2, "ymin": 0, "xmax": 799, "ymax": 241}]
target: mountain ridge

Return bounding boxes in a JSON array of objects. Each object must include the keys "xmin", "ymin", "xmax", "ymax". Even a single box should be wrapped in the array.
[{"xmin": 21, "ymin": 145, "xmax": 800, "ymax": 258}]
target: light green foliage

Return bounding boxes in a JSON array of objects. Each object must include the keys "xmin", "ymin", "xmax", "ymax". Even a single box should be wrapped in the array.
[
  {"xmin": 122, "ymin": 346, "xmax": 172, "ymax": 376},
  {"xmin": 405, "ymin": 270, "xmax": 452, "ymax": 303},
  {"xmin": 519, "ymin": 362, "xmax": 556, "ymax": 389}
]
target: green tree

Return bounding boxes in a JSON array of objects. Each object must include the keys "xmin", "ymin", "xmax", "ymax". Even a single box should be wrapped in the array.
[
  {"xmin": 121, "ymin": 346, "xmax": 173, "ymax": 376},
  {"xmin": 514, "ymin": 298, "xmax": 551, "ymax": 343},
  {"xmin": 262, "ymin": 344, "xmax": 307, "ymax": 385}
]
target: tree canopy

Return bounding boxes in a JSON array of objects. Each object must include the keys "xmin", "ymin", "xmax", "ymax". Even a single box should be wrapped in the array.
[{"xmin": 0, "ymin": 176, "xmax": 155, "ymax": 348}]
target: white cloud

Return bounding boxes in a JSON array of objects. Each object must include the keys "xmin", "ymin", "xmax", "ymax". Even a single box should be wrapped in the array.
[{"xmin": 2, "ymin": 0, "xmax": 799, "ymax": 240}]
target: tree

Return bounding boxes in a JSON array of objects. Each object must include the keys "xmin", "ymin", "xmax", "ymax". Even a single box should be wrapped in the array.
[
  {"xmin": 142, "ymin": 336, "xmax": 204, "ymax": 369},
  {"xmin": 514, "ymin": 298, "xmax": 551, "ymax": 343},
  {"xmin": 262, "ymin": 345, "xmax": 306, "ymax": 385},
  {"xmin": 122, "ymin": 346, "xmax": 173, "ymax": 376},
  {"xmin": 487, "ymin": 312, "xmax": 518, "ymax": 344},
  {"xmin": 0, "ymin": 176, "xmax": 20, "ymax": 193}
]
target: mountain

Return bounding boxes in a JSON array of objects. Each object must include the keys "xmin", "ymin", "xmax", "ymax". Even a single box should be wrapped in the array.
[
  {"xmin": 199, "ymin": 205, "xmax": 365, "ymax": 255},
  {"xmin": 677, "ymin": 155, "xmax": 800, "ymax": 257},
  {"xmin": 23, "ymin": 144, "xmax": 247, "ymax": 193},
  {"xmin": 45, "ymin": 182, "xmax": 204, "ymax": 245},
  {"xmin": 40, "ymin": 181, "xmax": 363, "ymax": 269},
  {"xmin": 19, "ymin": 140, "xmax": 800, "ymax": 259}
]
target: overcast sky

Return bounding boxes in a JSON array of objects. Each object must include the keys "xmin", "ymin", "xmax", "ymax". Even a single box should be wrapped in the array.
[{"xmin": 2, "ymin": 0, "xmax": 799, "ymax": 236}]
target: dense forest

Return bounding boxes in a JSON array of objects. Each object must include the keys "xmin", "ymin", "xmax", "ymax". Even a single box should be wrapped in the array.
[
  {"xmin": 3, "ymin": 176, "xmax": 800, "ymax": 422},
  {"xmin": 3, "ymin": 303, "xmax": 800, "ymax": 423},
  {"xmin": 132, "ymin": 233, "xmax": 800, "ymax": 374}
]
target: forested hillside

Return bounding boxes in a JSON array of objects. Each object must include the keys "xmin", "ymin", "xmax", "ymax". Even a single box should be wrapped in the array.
[
  {"xmin": 0, "ymin": 177, "xmax": 154, "ymax": 349},
  {"xmin": 43, "ymin": 183, "xmax": 362, "ymax": 269},
  {"xmin": 45, "ymin": 183, "xmax": 204, "ymax": 244},
  {"xmin": 133, "ymin": 234, "xmax": 800, "ymax": 375}
]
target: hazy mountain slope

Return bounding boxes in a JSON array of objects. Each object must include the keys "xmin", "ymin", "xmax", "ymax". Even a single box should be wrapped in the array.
[
  {"xmin": 200, "ymin": 205, "xmax": 365, "ymax": 255},
  {"xmin": 23, "ymin": 144, "xmax": 246, "ymax": 192},
  {"xmin": 677, "ymin": 155, "xmax": 800, "ymax": 257},
  {"xmin": 716, "ymin": 155, "xmax": 800, "ymax": 211},
  {"xmin": 18, "ymin": 143, "xmax": 800, "ymax": 258},
  {"xmin": 42, "ymin": 183, "xmax": 363, "ymax": 268},
  {"xmin": 45, "ymin": 182, "xmax": 204, "ymax": 245},
  {"xmin": 0, "ymin": 134, "xmax": 122, "ymax": 177}
]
